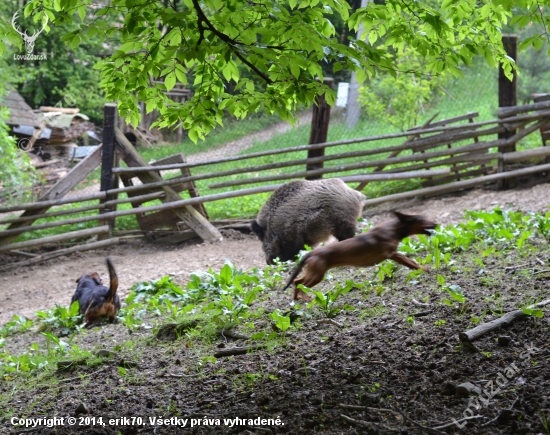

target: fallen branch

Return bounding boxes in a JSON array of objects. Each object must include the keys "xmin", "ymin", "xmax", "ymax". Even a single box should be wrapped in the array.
[
  {"xmin": 341, "ymin": 414, "xmax": 370, "ymax": 427},
  {"xmin": 504, "ymin": 263, "xmax": 529, "ymax": 270},
  {"xmin": 459, "ymin": 299, "xmax": 550, "ymax": 342},
  {"xmin": 316, "ymin": 319, "xmax": 344, "ymax": 328},
  {"xmin": 411, "ymin": 299, "xmax": 432, "ymax": 307},
  {"xmin": 165, "ymin": 372, "xmax": 198, "ymax": 378},
  {"xmin": 58, "ymin": 368, "xmax": 106, "ymax": 384},
  {"xmin": 411, "ymin": 310, "xmax": 433, "ymax": 317},
  {"xmin": 221, "ymin": 329, "xmax": 251, "ymax": 340},
  {"xmin": 339, "ymin": 403, "xmax": 393, "ymax": 412},
  {"xmin": 213, "ymin": 345, "xmax": 266, "ymax": 358}
]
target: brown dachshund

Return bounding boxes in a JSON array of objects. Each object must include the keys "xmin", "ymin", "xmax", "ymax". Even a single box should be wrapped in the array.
[
  {"xmin": 282, "ymin": 211, "xmax": 437, "ymax": 300},
  {"xmin": 71, "ymin": 257, "xmax": 120, "ymax": 326}
]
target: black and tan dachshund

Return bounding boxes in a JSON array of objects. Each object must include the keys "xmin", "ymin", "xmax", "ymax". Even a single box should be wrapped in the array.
[{"xmin": 71, "ymin": 257, "xmax": 120, "ymax": 326}]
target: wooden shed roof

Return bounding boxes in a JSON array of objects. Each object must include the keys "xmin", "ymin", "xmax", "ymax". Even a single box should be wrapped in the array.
[{"xmin": 1, "ymin": 90, "xmax": 39, "ymax": 127}]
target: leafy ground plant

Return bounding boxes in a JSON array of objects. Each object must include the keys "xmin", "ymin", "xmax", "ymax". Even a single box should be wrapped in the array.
[
  {"xmin": 309, "ymin": 280, "xmax": 356, "ymax": 319},
  {"xmin": 36, "ymin": 302, "xmax": 83, "ymax": 335}
]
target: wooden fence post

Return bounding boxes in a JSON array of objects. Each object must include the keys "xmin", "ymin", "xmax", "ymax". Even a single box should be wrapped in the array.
[
  {"xmin": 306, "ymin": 78, "xmax": 334, "ymax": 180},
  {"xmin": 498, "ymin": 34, "xmax": 518, "ymax": 189},
  {"xmin": 99, "ymin": 103, "xmax": 118, "ymax": 233}
]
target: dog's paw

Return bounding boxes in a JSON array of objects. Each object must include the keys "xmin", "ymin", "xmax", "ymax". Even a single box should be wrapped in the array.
[
  {"xmin": 294, "ymin": 288, "xmax": 313, "ymax": 302},
  {"xmin": 421, "ymin": 265, "xmax": 431, "ymax": 272}
]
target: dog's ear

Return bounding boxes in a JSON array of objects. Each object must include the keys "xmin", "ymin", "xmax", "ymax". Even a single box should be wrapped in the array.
[
  {"xmin": 76, "ymin": 274, "xmax": 83, "ymax": 283},
  {"xmin": 393, "ymin": 211, "xmax": 413, "ymax": 221},
  {"xmin": 91, "ymin": 273, "xmax": 102, "ymax": 285}
]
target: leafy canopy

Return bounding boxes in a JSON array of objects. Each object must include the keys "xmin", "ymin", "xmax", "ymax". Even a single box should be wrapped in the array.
[
  {"xmin": 358, "ymin": 48, "xmax": 448, "ymax": 131},
  {"xmin": 2, "ymin": 0, "xmax": 550, "ymax": 141}
]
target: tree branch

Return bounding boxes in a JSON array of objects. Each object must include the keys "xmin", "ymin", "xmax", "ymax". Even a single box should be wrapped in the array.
[{"xmin": 190, "ymin": 0, "xmax": 273, "ymax": 84}]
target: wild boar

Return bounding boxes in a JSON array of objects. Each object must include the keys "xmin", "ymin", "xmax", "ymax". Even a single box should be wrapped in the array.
[{"xmin": 250, "ymin": 179, "xmax": 366, "ymax": 264}]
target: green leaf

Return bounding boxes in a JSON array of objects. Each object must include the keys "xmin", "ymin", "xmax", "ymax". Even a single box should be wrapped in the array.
[
  {"xmin": 220, "ymin": 263, "xmax": 233, "ymax": 285},
  {"xmin": 77, "ymin": 5, "xmax": 86, "ymax": 21},
  {"xmin": 164, "ymin": 72, "xmax": 176, "ymax": 92},
  {"xmin": 269, "ymin": 311, "xmax": 291, "ymax": 332},
  {"xmin": 119, "ymin": 41, "xmax": 135, "ymax": 54},
  {"xmin": 69, "ymin": 34, "xmax": 80, "ymax": 49}
]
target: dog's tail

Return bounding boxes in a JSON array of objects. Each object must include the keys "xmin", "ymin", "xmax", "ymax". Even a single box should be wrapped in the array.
[
  {"xmin": 282, "ymin": 254, "xmax": 309, "ymax": 292},
  {"xmin": 105, "ymin": 257, "xmax": 119, "ymax": 303}
]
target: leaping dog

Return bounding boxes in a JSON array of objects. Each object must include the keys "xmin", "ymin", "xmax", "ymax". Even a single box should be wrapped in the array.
[{"xmin": 282, "ymin": 211, "xmax": 437, "ymax": 300}]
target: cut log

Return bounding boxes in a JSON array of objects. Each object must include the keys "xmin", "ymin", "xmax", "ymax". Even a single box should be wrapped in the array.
[{"xmin": 459, "ymin": 299, "xmax": 550, "ymax": 342}]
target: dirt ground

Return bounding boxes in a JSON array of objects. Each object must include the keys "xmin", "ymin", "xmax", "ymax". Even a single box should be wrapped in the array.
[{"xmin": 1, "ymin": 176, "xmax": 550, "ymax": 325}]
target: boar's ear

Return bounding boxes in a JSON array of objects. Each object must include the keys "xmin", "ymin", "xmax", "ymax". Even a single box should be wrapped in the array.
[
  {"xmin": 250, "ymin": 220, "xmax": 266, "ymax": 241},
  {"xmin": 393, "ymin": 211, "xmax": 413, "ymax": 221}
]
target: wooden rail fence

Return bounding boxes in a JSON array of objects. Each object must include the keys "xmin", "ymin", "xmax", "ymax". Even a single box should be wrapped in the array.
[{"xmin": 2, "ymin": 97, "xmax": 550, "ymax": 268}]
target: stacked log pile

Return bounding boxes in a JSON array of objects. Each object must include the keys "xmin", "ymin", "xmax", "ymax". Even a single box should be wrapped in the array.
[{"xmin": 30, "ymin": 107, "xmax": 98, "ymax": 189}]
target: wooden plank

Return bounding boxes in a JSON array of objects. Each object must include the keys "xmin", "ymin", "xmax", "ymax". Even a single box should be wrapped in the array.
[
  {"xmin": 412, "ymin": 125, "xmax": 504, "ymax": 153},
  {"xmin": 114, "ymin": 128, "xmax": 222, "ymax": 243},
  {"xmin": 0, "ymin": 192, "xmax": 164, "ymax": 224},
  {"xmin": 41, "ymin": 145, "xmax": 103, "ymax": 201},
  {"xmin": 409, "ymin": 112, "xmax": 479, "ymax": 129},
  {"xmin": 0, "ymin": 203, "xmax": 102, "ymax": 225},
  {"xmin": 0, "ymin": 226, "xmax": 110, "ymax": 253},
  {"xmin": 502, "ymin": 146, "xmax": 550, "ymax": 162},
  {"xmin": 363, "ymin": 163, "xmax": 550, "ymax": 207},
  {"xmin": 499, "ymin": 100, "xmax": 550, "ymax": 119},
  {"xmin": 338, "ymin": 168, "xmax": 450, "ymax": 183},
  {"xmin": 0, "ymin": 144, "xmax": 103, "ymax": 246},
  {"xmin": 0, "ymin": 191, "xmax": 105, "ymax": 213},
  {"xmin": 533, "ymin": 94, "xmax": 550, "ymax": 103},
  {"xmin": 0, "ymin": 238, "xmax": 119, "ymax": 272},
  {"xmin": 422, "ymin": 167, "xmax": 493, "ymax": 187},
  {"xmin": 39, "ymin": 106, "xmax": 80, "ymax": 114}
]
